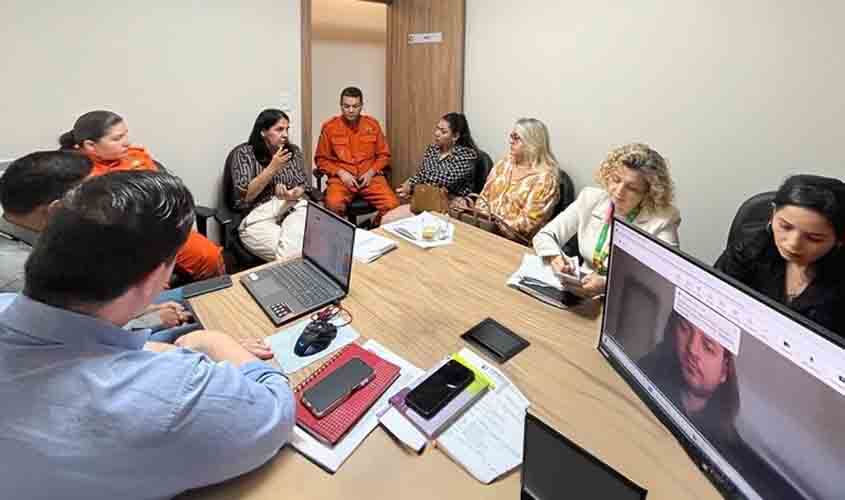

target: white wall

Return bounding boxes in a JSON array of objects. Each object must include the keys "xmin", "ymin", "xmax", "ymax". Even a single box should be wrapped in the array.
[
  {"xmin": 466, "ymin": 0, "xmax": 845, "ymax": 263},
  {"xmin": 312, "ymin": 38, "xmax": 386, "ymax": 148},
  {"xmin": 0, "ymin": 1, "xmax": 301, "ymax": 210},
  {"xmin": 311, "ymin": 0, "xmax": 387, "ymax": 152}
]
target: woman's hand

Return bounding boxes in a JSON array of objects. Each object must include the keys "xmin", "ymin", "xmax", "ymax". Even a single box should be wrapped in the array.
[
  {"xmin": 547, "ymin": 255, "xmax": 572, "ymax": 275},
  {"xmin": 580, "ymin": 273, "xmax": 607, "ymax": 296},
  {"xmin": 396, "ymin": 181, "xmax": 412, "ymax": 199},
  {"xmin": 268, "ymin": 147, "xmax": 293, "ymax": 173},
  {"xmin": 275, "ymin": 185, "xmax": 305, "ymax": 201}
]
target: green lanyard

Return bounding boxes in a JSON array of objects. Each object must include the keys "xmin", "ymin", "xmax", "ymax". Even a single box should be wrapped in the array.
[{"xmin": 592, "ymin": 204, "xmax": 640, "ymax": 275}]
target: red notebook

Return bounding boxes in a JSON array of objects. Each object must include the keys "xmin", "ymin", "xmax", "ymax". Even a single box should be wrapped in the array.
[{"xmin": 294, "ymin": 343, "xmax": 401, "ymax": 446}]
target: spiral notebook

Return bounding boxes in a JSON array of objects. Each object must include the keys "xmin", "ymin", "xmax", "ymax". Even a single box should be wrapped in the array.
[{"xmin": 294, "ymin": 342, "xmax": 401, "ymax": 446}]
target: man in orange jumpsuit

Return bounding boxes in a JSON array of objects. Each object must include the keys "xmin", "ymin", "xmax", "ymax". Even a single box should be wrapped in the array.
[{"xmin": 314, "ymin": 87, "xmax": 399, "ymax": 223}]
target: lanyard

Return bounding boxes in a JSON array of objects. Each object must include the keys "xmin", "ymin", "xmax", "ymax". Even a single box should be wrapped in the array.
[{"xmin": 592, "ymin": 204, "xmax": 640, "ymax": 275}]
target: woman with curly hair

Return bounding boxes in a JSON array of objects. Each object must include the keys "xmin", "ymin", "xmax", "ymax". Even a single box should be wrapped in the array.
[{"xmin": 533, "ymin": 143, "xmax": 680, "ymax": 294}]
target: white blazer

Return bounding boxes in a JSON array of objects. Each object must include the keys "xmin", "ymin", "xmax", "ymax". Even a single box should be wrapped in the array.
[{"xmin": 532, "ymin": 187, "xmax": 681, "ymax": 275}]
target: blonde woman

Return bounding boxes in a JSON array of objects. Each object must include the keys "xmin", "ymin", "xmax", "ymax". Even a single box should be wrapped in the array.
[
  {"xmin": 477, "ymin": 118, "xmax": 561, "ymax": 242},
  {"xmin": 533, "ymin": 143, "xmax": 680, "ymax": 294}
]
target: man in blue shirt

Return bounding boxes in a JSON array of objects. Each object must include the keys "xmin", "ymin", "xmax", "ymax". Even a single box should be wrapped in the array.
[{"xmin": 0, "ymin": 171, "xmax": 295, "ymax": 500}]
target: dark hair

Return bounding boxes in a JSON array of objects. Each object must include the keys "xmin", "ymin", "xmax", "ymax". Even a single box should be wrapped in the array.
[
  {"xmin": 24, "ymin": 171, "xmax": 194, "ymax": 309},
  {"xmin": 340, "ymin": 86, "xmax": 364, "ymax": 102},
  {"xmin": 247, "ymin": 108, "xmax": 297, "ymax": 166},
  {"xmin": 773, "ymin": 174, "xmax": 845, "ymax": 237},
  {"xmin": 441, "ymin": 112, "xmax": 477, "ymax": 151},
  {"xmin": 0, "ymin": 151, "xmax": 92, "ymax": 215},
  {"xmin": 662, "ymin": 311, "xmax": 740, "ymax": 442},
  {"xmin": 742, "ymin": 174, "xmax": 845, "ymax": 283},
  {"xmin": 58, "ymin": 110, "xmax": 124, "ymax": 149}
]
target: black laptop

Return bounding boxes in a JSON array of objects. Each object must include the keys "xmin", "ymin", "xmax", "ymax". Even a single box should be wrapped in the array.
[
  {"xmin": 521, "ymin": 412, "xmax": 647, "ymax": 499},
  {"xmin": 241, "ymin": 202, "xmax": 356, "ymax": 325}
]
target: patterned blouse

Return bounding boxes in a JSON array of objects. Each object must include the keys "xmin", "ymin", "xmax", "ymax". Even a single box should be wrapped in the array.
[
  {"xmin": 479, "ymin": 159, "xmax": 560, "ymax": 240},
  {"xmin": 229, "ymin": 142, "xmax": 306, "ymax": 211},
  {"xmin": 406, "ymin": 144, "xmax": 478, "ymax": 197}
]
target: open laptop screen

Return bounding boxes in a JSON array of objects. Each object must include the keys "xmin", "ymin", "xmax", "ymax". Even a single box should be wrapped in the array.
[
  {"xmin": 599, "ymin": 219, "xmax": 845, "ymax": 499},
  {"xmin": 521, "ymin": 413, "xmax": 646, "ymax": 500},
  {"xmin": 302, "ymin": 202, "xmax": 355, "ymax": 290}
]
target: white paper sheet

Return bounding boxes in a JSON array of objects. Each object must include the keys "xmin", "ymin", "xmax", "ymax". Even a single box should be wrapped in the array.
[
  {"xmin": 507, "ymin": 254, "xmax": 564, "ymax": 290},
  {"xmin": 266, "ymin": 319, "xmax": 359, "ymax": 374},
  {"xmin": 353, "ymin": 229, "xmax": 398, "ymax": 263},
  {"xmin": 289, "ymin": 339, "xmax": 423, "ymax": 473},
  {"xmin": 382, "ymin": 212, "xmax": 455, "ymax": 249},
  {"xmin": 435, "ymin": 348, "xmax": 531, "ymax": 484}
]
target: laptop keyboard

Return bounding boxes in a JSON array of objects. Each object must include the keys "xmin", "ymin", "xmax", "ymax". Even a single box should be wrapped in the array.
[{"xmin": 268, "ymin": 261, "xmax": 337, "ymax": 309}]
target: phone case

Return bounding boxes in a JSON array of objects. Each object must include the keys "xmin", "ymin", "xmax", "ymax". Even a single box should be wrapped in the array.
[{"xmin": 302, "ymin": 358, "xmax": 374, "ymax": 417}]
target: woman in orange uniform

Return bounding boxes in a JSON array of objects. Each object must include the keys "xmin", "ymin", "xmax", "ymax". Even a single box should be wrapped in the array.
[{"xmin": 59, "ymin": 110, "xmax": 224, "ymax": 280}]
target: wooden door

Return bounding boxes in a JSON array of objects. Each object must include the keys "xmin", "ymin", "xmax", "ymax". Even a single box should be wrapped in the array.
[{"xmin": 386, "ymin": 0, "xmax": 466, "ymax": 186}]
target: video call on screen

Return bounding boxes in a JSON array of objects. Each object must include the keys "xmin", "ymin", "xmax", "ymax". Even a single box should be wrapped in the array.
[{"xmin": 601, "ymin": 222, "xmax": 845, "ymax": 500}]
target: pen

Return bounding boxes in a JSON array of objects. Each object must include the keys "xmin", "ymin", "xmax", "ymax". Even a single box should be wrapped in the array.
[{"xmin": 395, "ymin": 227, "xmax": 417, "ymax": 240}]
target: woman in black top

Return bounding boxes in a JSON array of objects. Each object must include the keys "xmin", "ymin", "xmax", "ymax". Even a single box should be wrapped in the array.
[
  {"xmin": 381, "ymin": 112, "xmax": 478, "ymax": 224},
  {"xmin": 715, "ymin": 175, "xmax": 845, "ymax": 337},
  {"xmin": 228, "ymin": 109, "xmax": 306, "ymax": 213}
]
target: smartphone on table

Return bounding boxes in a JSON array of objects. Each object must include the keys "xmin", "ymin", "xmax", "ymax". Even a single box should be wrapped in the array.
[
  {"xmin": 302, "ymin": 357, "xmax": 375, "ymax": 418},
  {"xmin": 405, "ymin": 359, "xmax": 475, "ymax": 419}
]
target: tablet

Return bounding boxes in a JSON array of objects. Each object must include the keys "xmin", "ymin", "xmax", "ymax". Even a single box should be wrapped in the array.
[{"xmin": 461, "ymin": 317, "xmax": 529, "ymax": 363}]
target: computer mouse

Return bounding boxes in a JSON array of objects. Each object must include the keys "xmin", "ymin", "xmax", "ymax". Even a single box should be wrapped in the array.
[{"xmin": 294, "ymin": 320, "xmax": 338, "ymax": 357}]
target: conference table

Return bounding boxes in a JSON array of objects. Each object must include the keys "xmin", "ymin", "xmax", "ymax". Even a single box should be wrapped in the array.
[{"xmin": 180, "ymin": 220, "xmax": 721, "ymax": 500}]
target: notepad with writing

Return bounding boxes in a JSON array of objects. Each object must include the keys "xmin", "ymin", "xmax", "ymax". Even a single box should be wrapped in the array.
[{"xmin": 294, "ymin": 342, "xmax": 401, "ymax": 446}]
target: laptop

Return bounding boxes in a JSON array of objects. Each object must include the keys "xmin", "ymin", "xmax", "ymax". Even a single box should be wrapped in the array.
[
  {"xmin": 241, "ymin": 202, "xmax": 356, "ymax": 325},
  {"xmin": 521, "ymin": 412, "xmax": 647, "ymax": 499}
]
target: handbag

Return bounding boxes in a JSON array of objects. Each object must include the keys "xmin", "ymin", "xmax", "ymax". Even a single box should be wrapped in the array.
[
  {"xmin": 448, "ymin": 194, "xmax": 531, "ymax": 245},
  {"xmin": 410, "ymin": 184, "xmax": 450, "ymax": 214}
]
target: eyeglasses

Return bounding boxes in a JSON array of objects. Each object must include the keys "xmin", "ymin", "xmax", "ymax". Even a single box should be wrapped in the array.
[{"xmin": 508, "ymin": 132, "xmax": 522, "ymax": 144}]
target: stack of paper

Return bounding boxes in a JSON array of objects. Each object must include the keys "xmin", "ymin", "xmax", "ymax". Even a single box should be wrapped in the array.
[
  {"xmin": 507, "ymin": 254, "xmax": 569, "ymax": 308},
  {"xmin": 288, "ymin": 340, "xmax": 424, "ymax": 473},
  {"xmin": 382, "ymin": 212, "xmax": 455, "ymax": 249},
  {"xmin": 435, "ymin": 348, "xmax": 531, "ymax": 484},
  {"xmin": 353, "ymin": 229, "xmax": 397, "ymax": 263}
]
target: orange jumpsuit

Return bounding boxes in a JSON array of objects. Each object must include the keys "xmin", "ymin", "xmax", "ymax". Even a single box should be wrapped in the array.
[
  {"xmin": 314, "ymin": 115, "xmax": 399, "ymax": 219},
  {"xmin": 85, "ymin": 147, "xmax": 224, "ymax": 280}
]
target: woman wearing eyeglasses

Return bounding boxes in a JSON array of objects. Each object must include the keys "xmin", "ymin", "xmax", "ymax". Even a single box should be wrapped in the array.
[
  {"xmin": 533, "ymin": 143, "xmax": 680, "ymax": 295},
  {"xmin": 475, "ymin": 118, "xmax": 561, "ymax": 242}
]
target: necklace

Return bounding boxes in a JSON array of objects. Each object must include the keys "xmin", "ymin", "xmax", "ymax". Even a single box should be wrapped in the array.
[{"xmin": 784, "ymin": 264, "xmax": 813, "ymax": 302}]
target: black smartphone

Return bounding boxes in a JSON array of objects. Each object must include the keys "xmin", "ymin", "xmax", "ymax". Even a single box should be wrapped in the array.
[
  {"xmin": 302, "ymin": 358, "xmax": 375, "ymax": 417},
  {"xmin": 181, "ymin": 275, "xmax": 233, "ymax": 299},
  {"xmin": 405, "ymin": 359, "xmax": 475, "ymax": 419}
]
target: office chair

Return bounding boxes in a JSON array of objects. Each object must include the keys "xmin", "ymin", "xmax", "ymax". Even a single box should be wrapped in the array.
[
  {"xmin": 555, "ymin": 170, "xmax": 579, "ymax": 258},
  {"xmin": 726, "ymin": 191, "xmax": 776, "ymax": 249},
  {"xmin": 471, "ymin": 150, "xmax": 494, "ymax": 194},
  {"xmin": 313, "ymin": 167, "xmax": 391, "ymax": 228}
]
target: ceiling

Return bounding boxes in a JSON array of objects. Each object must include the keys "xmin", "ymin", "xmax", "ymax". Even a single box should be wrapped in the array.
[{"xmin": 312, "ymin": 0, "xmax": 387, "ymax": 42}]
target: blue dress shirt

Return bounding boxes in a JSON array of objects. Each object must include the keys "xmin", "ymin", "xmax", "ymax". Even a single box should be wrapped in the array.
[{"xmin": 0, "ymin": 295, "xmax": 295, "ymax": 500}]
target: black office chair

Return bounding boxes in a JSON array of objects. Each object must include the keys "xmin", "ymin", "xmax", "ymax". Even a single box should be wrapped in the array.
[
  {"xmin": 471, "ymin": 150, "xmax": 493, "ymax": 194},
  {"xmin": 313, "ymin": 167, "xmax": 391, "ymax": 228},
  {"xmin": 726, "ymin": 191, "xmax": 776, "ymax": 249},
  {"xmin": 555, "ymin": 170, "xmax": 579, "ymax": 258}
]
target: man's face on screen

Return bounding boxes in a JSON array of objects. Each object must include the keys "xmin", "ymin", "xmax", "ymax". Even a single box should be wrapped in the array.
[{"xmin": 674, "ymin": 317, "xmax": 729, "ymax": 399}]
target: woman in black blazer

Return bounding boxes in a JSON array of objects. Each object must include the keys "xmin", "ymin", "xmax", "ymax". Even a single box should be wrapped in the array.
[{"xmin": 715, "ymin": 175, "xmax": 845, "ymax": 337}]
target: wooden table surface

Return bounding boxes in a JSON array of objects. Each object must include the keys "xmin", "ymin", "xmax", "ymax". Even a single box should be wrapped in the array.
[{"xmin": 180, "ymin": 220, "xmax": 720, "ymax": 500}]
